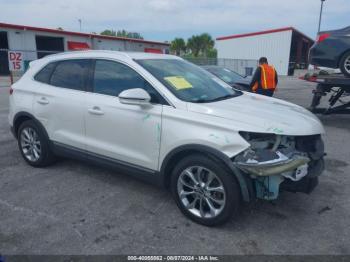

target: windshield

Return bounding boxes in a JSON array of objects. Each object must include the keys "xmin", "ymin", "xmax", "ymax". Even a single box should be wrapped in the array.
[
  {"xmin": 206, "ymin": 67, "xmax": 245, "ymax": 85},
  {"xmin": 136, "ymin": 59, "xmax": 241, "ymax": 103}
]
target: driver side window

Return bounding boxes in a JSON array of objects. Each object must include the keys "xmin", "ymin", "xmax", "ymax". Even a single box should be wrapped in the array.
[{"xmin": 93, "ymin": 60, "xmax": 166, "ymax": 104}]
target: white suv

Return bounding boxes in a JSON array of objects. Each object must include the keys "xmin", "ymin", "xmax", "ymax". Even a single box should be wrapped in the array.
[{"xmin": 9, "ymin": 51, "xmax": 325, "ymax": 226}]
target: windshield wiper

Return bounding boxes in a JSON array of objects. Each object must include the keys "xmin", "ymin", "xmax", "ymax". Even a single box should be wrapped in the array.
[
  {"xmin": 191, "ymin": 93, "xmax": 241, "ymax": 103},
  {"xmin": 206, "ymin": 93, "xmax": 239, "ymax": 102}
]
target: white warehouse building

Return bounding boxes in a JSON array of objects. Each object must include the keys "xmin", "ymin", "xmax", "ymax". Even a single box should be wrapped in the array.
[
  {"xmin": 0, "ymin": 22, "xmax": 170, "ymax": 75},
  {"xmin": 216, "ymin": 27, "xmax": 314, "ymax": 76}
]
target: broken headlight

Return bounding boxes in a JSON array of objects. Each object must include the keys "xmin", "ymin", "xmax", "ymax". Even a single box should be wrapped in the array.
[{"xmin": 234, "ymin": 132, "xmax": 310, "ymax": 179}]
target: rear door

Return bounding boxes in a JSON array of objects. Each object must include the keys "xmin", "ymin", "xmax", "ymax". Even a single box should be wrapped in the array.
[{"xmin": 33, "ymin": 59, "xmax": 91, "ymax": 150}]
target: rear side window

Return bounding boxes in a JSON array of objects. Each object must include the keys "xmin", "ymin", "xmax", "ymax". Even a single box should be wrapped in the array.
[
  {"xmin": 50, "ymin": 60, "xmax": 90, "ymax": 91},
  {"xmin": 34, "ymin": 62, "xmax": 57, "ymax": 84}
]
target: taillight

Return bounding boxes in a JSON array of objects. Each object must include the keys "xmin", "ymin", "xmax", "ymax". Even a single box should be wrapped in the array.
[
  {"xmin": 317, "ymin": 33, "xmax": 330, "ymax": 43},
  {"xmin": 9, "ymin": 87, "xmax": 13, "ymax": 95}
]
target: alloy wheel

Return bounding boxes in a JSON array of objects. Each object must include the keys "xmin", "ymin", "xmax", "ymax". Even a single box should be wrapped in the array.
[
  {"xmin": 345, "ymin": 55, "xmax": 350, "ymax": 74},
  {"xmin": 20, "ymin": 127, "xmax": 41, "ymax": 162},
  {"xmin": 177, "ymin": 166, "xmax": 226, "ymax": 219}
]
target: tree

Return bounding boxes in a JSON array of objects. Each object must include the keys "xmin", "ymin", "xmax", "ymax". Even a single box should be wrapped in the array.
[
  {"xmin": 116, "ymin": 29, "xmax": 127, "ymax": 37},
  {"xmin": 116, "ymin": 30, "xmax": 143, "ymax": 39},
  {"xmin": 186, "ymin": 33, "xmax": 215, "ymax": 58},
  {"xmin": 170, "ymin": 38, "xmax": 186, "ymax": 56},
  {"xmin": 125, "ymin": 32, "xmax": 143, "ymax": 39},
  {"xmin": 187, "ymin": 35, "xmax": 202, "ymax": 57},
  {"xmin": 100, "ymin": 29, "xmax": 143, "ymax": 39},
  {"xmin": 199, "ymin": 33, "xmax": 215, "ymax": 57},
  {"xmin": 100, "ymin": 29, "xmax": 117, "ymax": 36},
  {"xmin": 206, "ymin": 48, "xmax": 217, "ymax": 58}
]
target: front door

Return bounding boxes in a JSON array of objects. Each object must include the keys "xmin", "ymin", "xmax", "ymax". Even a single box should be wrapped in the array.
[{"xmin": 84, "ymin": 59, "xmax": 165, "ymax": 171}]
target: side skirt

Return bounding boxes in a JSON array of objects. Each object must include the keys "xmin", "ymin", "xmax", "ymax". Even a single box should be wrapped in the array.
[{"xmin": 51, "ymin": 142, "xmax": 165, "ymax": 187}]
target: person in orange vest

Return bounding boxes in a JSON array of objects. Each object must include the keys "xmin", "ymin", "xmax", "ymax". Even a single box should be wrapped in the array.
[{"xmin": 250, "ymin": 57, "xmax": 278, "ymax": 97}]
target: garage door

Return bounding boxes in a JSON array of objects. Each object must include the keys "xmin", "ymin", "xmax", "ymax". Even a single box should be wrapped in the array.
[
  {"xmin": 0, "ymin": 31, "xmax": 9, "ymax": 76},
  {"xmin": 36, "ymin": 35, "xmax": 64, "ymax": 59}
]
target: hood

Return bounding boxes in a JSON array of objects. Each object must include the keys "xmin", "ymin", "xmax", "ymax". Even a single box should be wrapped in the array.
[
  {"xmin": 235, "ymin": 76, "xmax": 251, "ymax": 85},
  {"xmin": 233, "ymin": 78, "xmax": 250, "ymax": 86},
  {"xmin": 187, "ymin": 93, "xmax": 325, "ymax": 136}
]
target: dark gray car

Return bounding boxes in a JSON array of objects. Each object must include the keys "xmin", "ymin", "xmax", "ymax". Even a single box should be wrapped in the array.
[
  {"xmin": 309, "ymin": 26, "xmax": 350, "ymax": 76},
  {"xmin": 202, "ymin": 65, "xmax": 251, "ymax": 91}
]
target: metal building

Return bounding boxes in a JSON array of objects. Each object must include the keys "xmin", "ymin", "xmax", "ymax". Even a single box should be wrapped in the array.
[
  {"xmin": 216, "ymin": 27, "xmax": 314, "ymax": 76},
  {"xmin": 0, "ymin": 22, "xmax": 170, "ymax": 75}
]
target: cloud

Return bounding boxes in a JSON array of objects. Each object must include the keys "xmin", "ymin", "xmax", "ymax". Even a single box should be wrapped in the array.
[{"xmin": 0, "ymin": 0, "xmax": 349, "ymax": 41}]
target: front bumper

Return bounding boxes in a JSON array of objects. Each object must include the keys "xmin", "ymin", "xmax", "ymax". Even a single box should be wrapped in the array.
[
  {"xmin": 251, "ymin": 157, "xmax": 324, "ymax": 200},
  {"xmin": 236, "ymin": 154, "xmax": 310, "ymax": 177},
  {"xmin": 233, "ymin": 134, "xmax": 325, "ymax": 200}
]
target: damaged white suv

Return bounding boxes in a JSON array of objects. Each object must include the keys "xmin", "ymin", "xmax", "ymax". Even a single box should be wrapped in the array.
[{"xmin": 9, "ymin": 51, "xmax": 325, "ymax": 226}]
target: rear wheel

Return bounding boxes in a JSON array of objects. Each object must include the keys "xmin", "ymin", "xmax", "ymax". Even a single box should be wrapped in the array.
[
  {"xmin": 18, "ymin": 120, "xmax": 56, "ymax": 167},
  {"xmin": 170, "ymin": 154, "xmax": 241, "ymax": 226},
  {"xmin": 340, "ymin": 51, "xmax": 350, "ymax": 77}
]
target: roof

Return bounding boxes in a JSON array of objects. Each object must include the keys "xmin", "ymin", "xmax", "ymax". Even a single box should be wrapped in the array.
[
  {"xmin": 28, "ymin": 50, "xmax": 181, "ymax": 73},
  {"xmin": 36, "ymin": 50, "xmax": 180, "ymax": 62},
  {"xmin": 216, "ymin": 27, "xmax": 314, "ymax": 42},
  {"xmin": 0, "ymin": 22, "xmax": 170, "ymax": 46}
]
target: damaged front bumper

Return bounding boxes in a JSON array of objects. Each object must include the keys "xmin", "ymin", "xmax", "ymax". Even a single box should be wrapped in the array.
[
  {"xmin": 233, "ymin": 133, "xmax": 325, "ymax": 200},
  {"xmin": 236, "ymin": 153, "xmax": 310, "ymax": 177}
]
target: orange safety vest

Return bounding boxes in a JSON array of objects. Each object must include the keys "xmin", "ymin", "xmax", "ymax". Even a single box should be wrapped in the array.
[{"xmin": 252, "ymin": 64, "xmax": 277, "ymax": 92}]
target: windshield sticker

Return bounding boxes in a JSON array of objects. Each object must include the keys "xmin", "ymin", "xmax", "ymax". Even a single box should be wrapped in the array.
[{"xmin": 164, "ymin": 76, "xmax": 193, "ymax": 90}]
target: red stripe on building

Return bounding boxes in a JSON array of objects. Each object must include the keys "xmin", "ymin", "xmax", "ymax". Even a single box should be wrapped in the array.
[{"xmin": 216, "ymin": 27, "xmax": 314, "ymax": 42}]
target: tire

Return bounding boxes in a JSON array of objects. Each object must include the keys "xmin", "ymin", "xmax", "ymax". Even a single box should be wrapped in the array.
[
  {"xmin": 17, "ymin": 120, "xmax": 56, "ymax": 167},
  {"xmin": 170, "ymin": 154, "xmax": 241, "ymax": 226},
  {"xmin": 339, "ymin": 51, "xmax": 350, "ymax": 77}
]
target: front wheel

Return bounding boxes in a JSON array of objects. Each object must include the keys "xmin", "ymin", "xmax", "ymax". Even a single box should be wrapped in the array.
[
  {"xmin": 170, "ymin": 154, "xmax": 241, "ymax": 226},
  {"xmin": 340, "ymin": 51, "xmax": 350, "ymax": 77}
]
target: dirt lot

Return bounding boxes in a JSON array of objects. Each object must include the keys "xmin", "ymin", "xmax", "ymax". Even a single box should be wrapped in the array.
[{"xmin": 0, "ymin": 77, "xmax": 349, "ymax": 255}]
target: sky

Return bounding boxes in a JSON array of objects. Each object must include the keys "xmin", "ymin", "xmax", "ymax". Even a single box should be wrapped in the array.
[{"xmin": 0, "ymin": 0, "xmax": 349, "ymax": 42}]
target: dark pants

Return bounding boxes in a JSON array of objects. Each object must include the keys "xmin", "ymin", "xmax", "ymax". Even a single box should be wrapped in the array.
[{"xmin": 255, "ymin": 88, "xmax": 274, "ymax": 97}]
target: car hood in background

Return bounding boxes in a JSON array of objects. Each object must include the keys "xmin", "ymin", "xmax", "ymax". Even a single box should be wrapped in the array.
[
  {"xmin": 233, "ymin": 78, "xmax": 251, "ymax": 86},
  {"xmin": 187, "ymin": 93, "xmax": 325, "ymax": 136}
]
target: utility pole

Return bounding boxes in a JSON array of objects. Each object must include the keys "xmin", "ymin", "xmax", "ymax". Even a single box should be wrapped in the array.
[
  {"xmin": 318, "ymin": 0, "xmax": 326, "ymax": 33},
  {"xmin": 78, "ymin": 19, "xmax": 82, "ymax": 32}
]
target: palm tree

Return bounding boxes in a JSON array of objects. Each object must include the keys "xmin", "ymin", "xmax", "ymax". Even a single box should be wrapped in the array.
[
  {"xmin": 187, "ymin": 35, "xmax": 202, "ymax": 57},
  {"xmin": 199, "ymin": 33, "xmax": 215, "ymax": 57},
  {"xmin": 187, "ymin": 33, "xmax": 215, "ymax": 57},
  {"xmin": 170, "ymin": 38, "xmax": 186, "ymax": 56}
]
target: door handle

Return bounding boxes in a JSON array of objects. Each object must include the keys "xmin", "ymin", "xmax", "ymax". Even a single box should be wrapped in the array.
[
  {"xmin": 88, "ymin": 106, "xmax": 104, "ymax": 115},
  {"xmin": 37, "ymin": 97, "xmax": 49, "ymax": 105}
]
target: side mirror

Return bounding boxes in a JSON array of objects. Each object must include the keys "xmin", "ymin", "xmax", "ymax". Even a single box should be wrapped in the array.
[{"xmin": 119, "ymin": 88, "xmax": 151, "ymax": 106}]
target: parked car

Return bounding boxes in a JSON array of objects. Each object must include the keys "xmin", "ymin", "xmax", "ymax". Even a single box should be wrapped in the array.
[
  {"xmin": 9, "ymin": 51, "xmax": 325, "ymax": 226},
  {"xmin": 202, "ymin": 65, "xmax": 251, "ymax": 91},
  {"xmin": 309, "ymin": 26, "xmax": 350, "ymax": 77}
]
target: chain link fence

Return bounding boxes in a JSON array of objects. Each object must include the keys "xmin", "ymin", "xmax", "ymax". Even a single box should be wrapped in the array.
[{"xmin": 184, "ymin": 57, "xmax": 258, "ymax": 76}]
